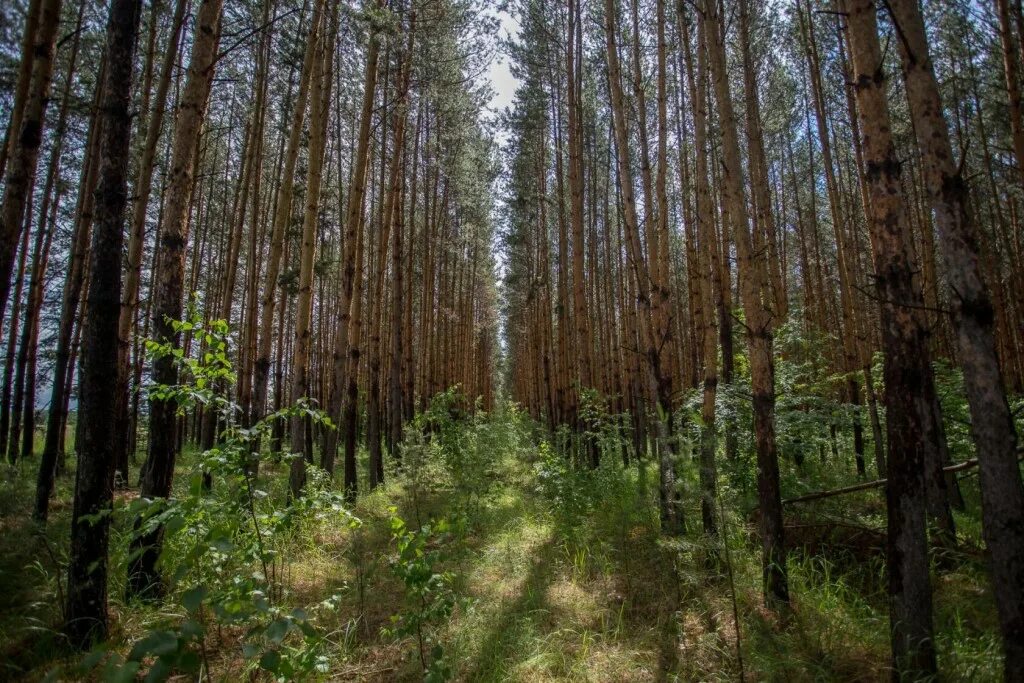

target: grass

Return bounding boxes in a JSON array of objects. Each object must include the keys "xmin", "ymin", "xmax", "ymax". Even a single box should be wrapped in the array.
[{"xmin": 0, "ymin": 414, "xmax": 1006, "ymax": 681}]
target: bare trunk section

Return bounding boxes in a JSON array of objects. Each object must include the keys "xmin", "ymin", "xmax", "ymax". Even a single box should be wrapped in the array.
[
  {"xmin": 113, "ymin": 0, "xmax": 188, "ymax": 483},
  {"xmin": 681, "ymin": 7, "xmax": 719, "ymax": 538},
  {"xmin": 845, "ymin": 0, "xmax": 937, "ymax": 674},
  {"xmin": 251, "ymin": 0, "xmax": 325, "ymax": 431},
  {"xmin": 128, "ymin": 0, "xmax": 224, "ymax": 601},
  {"xmin": 702, "ymin": 0, "xmax": 787, "ymax": 605},
  {"xmin": 289, "ymin": 1, "xmax": 336, "ymax": 499},
  {"xmin": 325, "ymin": 8, "xmax": 380, "ymax": 483},
  {"xmin": 65, "ymin": 0, "xmax": 140, "ymax": 648},
  {"xmin": 603, "ymin": 0, "xmax": 681, "ymax": 535},
  {"xmin": 0, "ymin": 0, "xmax": 61, "ymax": 325},
  {"xmin": 890, "ymin": 0, "xmax": 1024, "ymax": 672}
]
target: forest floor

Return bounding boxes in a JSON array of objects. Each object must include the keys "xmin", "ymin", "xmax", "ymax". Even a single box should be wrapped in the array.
[{"xmin": 0, "ymin": 415, "xmax": 1006, "ymax": 681}]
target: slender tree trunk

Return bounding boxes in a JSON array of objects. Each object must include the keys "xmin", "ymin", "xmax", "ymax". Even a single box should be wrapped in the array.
[
  {"xmin": 799, "ymin": 0, "xmax": 867, "ymax": 477},
  {"xmin": 368, "ymin": 26, "xmax": 414, "ymax": 489},
  {"xmin": 567, "ymin": 0, "xmax": 595, "ymax": 464},
  {"xmin": 13, "ymin": 3, "xmax": 82, "ymax": 467},
  {"xmin": 128, "ymin": 0, "xmax": 224, "ymax": 601},
  {"xmin": 845, "ymin": 0, "xmax": 937, "ymax": 674},
  {"xmin": 65, "ymin": 0, "xmax": 140, "ymax": 648},
  {"xmin": 38, "ymin": 71, "xmax": 105, "ymax": 510},
  {"xmin": 681, "ymin": 7, "xmax": 719, "ymax": 538},
  {"xmin": 237, "ymin": 0, "xmax": 274, "ymax": 430},
  {"xmin": 0, "ymin": 0, "xmax": 62, "ymax": 324},
  {"xmin": 0, "ymin": 0, "xmax": 43, "ymax": 182},
  {"xmin": 890, "ymin": 0, "xmax": 1024, "ymax": 671},
  {"xmin": 15, "ymin": 177, "xmax": 60, "ymax": 464},
  {"xmin": 604, "ymin": 0, "xmax": 680, "ymax": 535},
  {"xmin": 113, "ymin": 0, "xmax": 188, "ymax": 480},
  {"xmin": 996, "ymin": 0, "xmax": 1024, "ymax": 192},
  {"xmin": 289, "ymin": 2, "xmax": 336, "ymax": 498},
  {"xmin": 1, "ymin": 206, "xmax": 32, "ymax": 461},
  {"xmin": 325, "ymin": 7, "xmax": 379, "ymax": 479},
  {"xmin": 252, "ymin": 0, "xmax": 325, "ymax": 429},
  {"xmin": 702, "ymin": 0, "xmax": 787, "ymax": 605}
]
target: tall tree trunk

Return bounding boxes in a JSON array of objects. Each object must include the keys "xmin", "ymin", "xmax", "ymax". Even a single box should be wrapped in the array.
[
  {"xmin": 289, "ymin": 2, "xmax": 336, "ymax": 498},
  {"xmin": 603, "ymin": 0, "xmax": 681, "ymax": 535},
  {"xmin": 65, "ymin": 0, "xmax": 140, "ymax": 648},
  {"xmin": 325, "ymin": 6, "xmax": 379, "ymax": 480},
  {"xmin": 845, "ymin": 0, "xmax": 937, "ymax": 674},
  {"xmin": 0, "ymin": 0, "xmax": 43, "ymax": 181},
  {"xmin": 13, "ymin": 170, "xmax": 59, "ymax": 464},
  {"xmin": 128, "ymin": 0, "xmax": 224, "ymax": 601},
  {"xmin": 567, "ymin": 0, "xmax": 594, "ymax": 462},
  {"xmin": 0, "ymin": 0, "xmax": 62, "ymax": 324},
  {"xmin": 368, "ymin": 20, "xmax": 414, "ymax": 488},
  {"xmin": 12, "ymin": 2, "xmax": 81, "ymax": 467},
  {"xmin": 113, "ymin": 0, "xmax": 188, "ymax": 481},
  {"xmin": 702, "ymin": 0, "xmax": 787, "ymax": 605},
  {"xmin": 681, "ymin": 7, "xmax": 719, "ymax": 538},
  {"xmin": 798, "ymin": 0, "xmax": 868, "ymax": 477},
  {"xmin": 996, "ymin": 0, "xmax": 1024, "ymax": 192},
  {"xmin": 0, "ymin": 205, "xmax": 32, "ymax": 461},
  {"xmin": 890, "ymin": 0, "xmax": 1024, "ymax": 671},
  {"xmin": 36, "ymin": 63, "xmax": 106, "ymax": 520},
  {"xmin": 740, "ymin": 0, "xmax": 786, "ymax": 321},
  {"xmin": 251, "ymin": 0, "xmax": 325, "ymax": 430},
  {"xmin": 237, "ymin": 0, "xmax": 274, "ymax": 429}
]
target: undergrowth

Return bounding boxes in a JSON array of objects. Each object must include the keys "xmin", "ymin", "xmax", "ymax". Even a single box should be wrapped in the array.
[{"xmin": 0, "ymin": 319, "xmax": 1006, "ymax": 680}]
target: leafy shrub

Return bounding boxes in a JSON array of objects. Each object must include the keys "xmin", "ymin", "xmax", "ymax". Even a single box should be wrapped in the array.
[
  {"xmin": 385, "ymin": 510, "xmax": 457, "ymax": 681},
  {"xmin": 101, "ymin": 311, "xmax": 353, "ymax": 681}
]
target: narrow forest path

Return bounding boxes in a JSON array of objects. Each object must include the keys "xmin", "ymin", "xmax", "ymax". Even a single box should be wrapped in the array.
[
  {"xmin": 307, "ymin": 424, "xmax": 747, "ymax": 682},
  {"xmin": 301, "ymin": 416, "xmax": 1000, "ymax": 681}
]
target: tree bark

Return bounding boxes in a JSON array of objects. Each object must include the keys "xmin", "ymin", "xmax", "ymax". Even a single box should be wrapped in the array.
[
  {"xmin": 845, "ymin": 0, "xmax": 937, "ymax": 674},
  {"xmin": 289, "ymin": 1, "xmax": 336, "ymax": 498},
  {"xmin": 702, "ymin": 0, "xmax": 787, "ymax": 605},
  {"xmin": 604, "ymin": 0, "xmax": 681, "ymax": 535},
  {"xmin": 128, "ymin": 0, "xmax": 224, "ymax": 601},
  {"xmin": 889, "ymin": 0, "xmax": 1024, "ymax": 672},
  {"xmin": 113, "ymin": 0, "xmax": 188, "ymax": 481},
  {"xmin": 324, "ymin": 3, "xmax": 379, "ymax": 479},
  {"xmin": 65, "ymin": 0, "xmax": 140, "ymax": 648},
  {"xmin": 0, "ymin": 0, "xmax": 62, "ymax": 324},
  {"xmin": 681, "ymin": 7, "xmax": 719, "ymax": 538},
  {"xmin": 251, "ymin": 0, "xmax": 325, "ymax": 429}
]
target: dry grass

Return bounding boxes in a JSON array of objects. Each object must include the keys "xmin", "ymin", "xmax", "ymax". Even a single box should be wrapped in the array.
[{"xmin": 0, "ymin": 434, "xmax": 1006, "ymax": 681}]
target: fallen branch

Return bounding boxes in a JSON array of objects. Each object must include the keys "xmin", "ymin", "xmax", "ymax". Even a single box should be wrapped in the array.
[
  {"xmin": 781, "ymin": 454, "xmax": 1023, "ymax": 506},
  {"xmin": 784, "ymin": 521, "xmax": 884, "ymax": 535}
]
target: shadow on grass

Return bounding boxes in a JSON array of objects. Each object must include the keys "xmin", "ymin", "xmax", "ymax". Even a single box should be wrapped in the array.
[
  {"xmin": 0, "ymin": 471, "xmax": 73, "ymax": 680},
  {"xmin": 461, "ymin": 534, "xmax": 560, "ymax": 682}
]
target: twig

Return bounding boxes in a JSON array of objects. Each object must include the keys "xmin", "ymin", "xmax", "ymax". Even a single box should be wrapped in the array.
[
  {"xmin": 781, "ymin": 454, "xmax": 1023, "ymax": 505},
  {"xmin": 718, "ymin": 495, "xmax": 744, "ymax": 682},
  {"xmin": 34, "ymin": 529, "xmax": 67, "ymax": 623},
  {"xmin": 851, "ymin": 281, "xmax": 954, "ymax": 316},
  {"xmin": 333, "ymin": 664, "xmax": 397, "ymax": 677},
  {"xmin": 784, "ymin": 521, "xmax": 884, "ymax": 535},
  {"xmin": 215, "ymin": 7, "xmax": 300, "ymax": 64}
]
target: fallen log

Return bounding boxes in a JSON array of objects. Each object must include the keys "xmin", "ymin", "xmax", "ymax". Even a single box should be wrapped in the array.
[{"xmin": 781, "ymin": 454, "xmax": 1023, "ymax": 505}]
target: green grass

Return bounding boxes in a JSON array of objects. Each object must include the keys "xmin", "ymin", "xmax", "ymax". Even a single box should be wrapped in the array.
[{"xmin": 0, "ymin": 414, "xmax": 1006, "ymax": 681}]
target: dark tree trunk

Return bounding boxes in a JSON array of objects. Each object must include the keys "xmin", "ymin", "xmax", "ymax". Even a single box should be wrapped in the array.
[
  {"xmin": 33, "ymin": 149, "xmax": 92, "ymax": 517},
  {"xmin": 889, "ymin": 0, "xmax": 1024, "ymax": 672},
  {"xmin": 0, "ymin": 0, "xmax": 61, "ymax": 324},
  {"xmin": 128, "ymin": 0, "xmax": 223, "ymax": 601},
  {"xmin": 0, "ymin": 206, "xmax": 32, "ymax": 461},
  {"xmin": 64, "ymin": 0, "xmax": 140, "ymax": 649},
  {"xmin": 845, "ymin": 0, "xmax": 938, "ymax": 675}
]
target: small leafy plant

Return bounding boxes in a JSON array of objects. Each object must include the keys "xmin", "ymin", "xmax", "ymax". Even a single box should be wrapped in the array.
[
  {"xmin": 99, "ymin": 308, "xmax": 352, "ymax": 681},
  {"xmin": 385, "ymin": 509, "xmax": 457, "ymax": 681}
]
